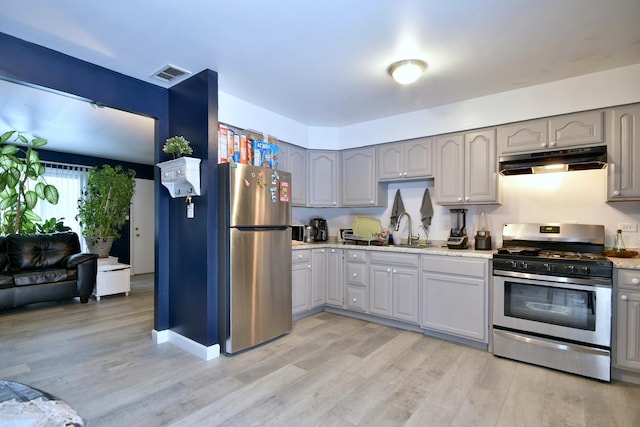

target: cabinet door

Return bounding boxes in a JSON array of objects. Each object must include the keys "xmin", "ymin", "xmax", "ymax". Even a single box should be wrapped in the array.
[
  {"xmin": 616, "ymin": 291, "xmax": 640, "ymax": 371},
  {"xmin": 497, "ymin": 119, "xmax": 548, "ymax": 155},
  {"xmin": 287, "ymin": 145, "xmax": 308, "ymax": 206},
  {"xmin": 465, "ymin": 129, "xmax": 498, "ymax": 203},
  {"xmin": 393, "ymin": 267, "xmax": 419, "ymax": 324},
  {"xmin": 292, "ymin": 262, "xmax": 311, "ymax": 314},
  {"xmin": 608, "ymin": 104, "xmax": 640, "ymax": 201},
  {"xmin": 549, "ymin": 110, "xmax": 603, "ymax": 148},
  {"xmin": 434, "ymin": 134, "xmax": 465, "ymax": 204},
  {"xmin": 421, "ymin": 272, "xmax": 487, "ymax": 342},
  {"xmin": 325, "ymin": 248, "xmax": 344, "ymax": 307},
  {"xmin": 377, "ymin": 143, "xmax": 403, "ymax": 180},
  {"xmin": 342, "ymin": 147, "xmax": 381, "ymax": 206},
  {"xmin": 346, "ymin": 285, "xmax": 368, "ymax": 312},
  {"xmin": 311, "ymin": 249, "xmax": 326, "ymax": 308},
  {"xmin": 369, "ymin": 265, "xmax": 393, "ymax": 318},
  {"xmin": 404, "ymin": 137, "xmax": 433, "ymax": 178},
  {"xmin": 308, "ymin": 151, "xmax": 339, "ymax": 206}
]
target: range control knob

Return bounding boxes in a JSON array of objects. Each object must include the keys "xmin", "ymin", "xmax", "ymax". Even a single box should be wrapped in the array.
[
  {"xmin": 543, "ymin": 263, "xmax": 552, "ymax": 272},
  {"xmin": 581, "ymin": 266, "xmax": 590, "ymax": 274},
  {"xmin": 520, "ymin": 261, "xmax": 529, "ymax": 269},
  {"xmin": 567, "ymin": 265, "xmax": 576, "ymax": 273},
  {"xmin": 510, "ymin": 261, "xmax": 518, "ymax": 268}
]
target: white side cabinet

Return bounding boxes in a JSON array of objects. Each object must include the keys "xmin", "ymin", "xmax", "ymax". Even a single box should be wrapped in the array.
[
  {"xmin": 292, "ymin": 249, "xmax": 312, "ymax": 315},
  {"xmin": 93, "ymin": 259, "xmax": 131, "ymax": 300},
  {"xmin": 325, "ymin": 248, "xmax": 344, "ymax": 308},
  {"xmin": 421, "ymin": 255, "xmax": 489, "ymax": 343},
  {"xmin": 368, "ymin": 251, "xmax": 419, "ymax": 324},
  {"xmin": 615, "ymin": 268, "xmax": 640, "ymax": 372}
]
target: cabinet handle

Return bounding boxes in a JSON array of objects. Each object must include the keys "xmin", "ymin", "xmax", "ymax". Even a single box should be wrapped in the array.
[
  {"xmin": 353, "ymin": 254, "xmax": 357, "ymax": 258},
  {"xmin": 541, "ymin": 142, "xmax": 547, "ymax": 147},
  {"xmin": 465, "ymin": 196, "xmax": 469, "ymax": 201},
  {"xmin": 403, "ymin": 172, "xmax": 407, "ymax": 176},
  {"xmin": 458, "ymin": 197, "xmax": 463, "ymax": 202},
  {"xmin": 331, "ymin": 249, "xmax": 335, "ymax": 253},
  {"xmin": 632, "ymin": 278, "xmax": 640, "ymax": 285},
  {"xmin": 393, "ymin": 269, "xmax": 397, "ymax": 273},
  {"xmin": 353, "ymin": 273, "xmax": 357, "ymax": 277},
  {"xmin": 321, "ymin": 249, "xmax": 325, "ymax": 253},
  {"xmin": 613, "ymin": 190, "xmax": 620, "ymax": 196},
  {"xmin": 298, "ymin": 255, "xmax": 303, "ymax": 259},
  {"xmin": 370, "ymin": 200, "xmax": 374, "ymax": 204},
  {"xmin": 386, "ymin": 268, "xmax": 391, "ymax": 272},
  {"xmin": 333, "ymin": 201, "xmax": 337, "ymax": 205},
  {"xmin": 352, "ymin": 297, "xmax": 357, "ymax": 302},
  {"xmin": 307, "ymin": 265, "xmax": 311, "ymax": 269},
  {"xmin": 549, "ymin": 141, "xmax": 557, "ymax": 147},
  {"xmin": 621, "ymin": 295, "xmax": 628, "ymax": 301},
  {"xmin": 398, "ymin": 172, "xmax": 402, "ymax": 177}
]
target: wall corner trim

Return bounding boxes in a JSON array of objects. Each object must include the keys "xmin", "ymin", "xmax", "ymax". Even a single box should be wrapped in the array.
[{"xmin": 152, "ymin": 329, "xmax": 221, "ymax": 360}]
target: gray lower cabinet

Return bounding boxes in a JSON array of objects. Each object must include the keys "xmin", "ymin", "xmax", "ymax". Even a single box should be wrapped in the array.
[
  {"xmin": 607, "ymin": 104, "xmax": 640, "ymax": 201},
  {"xmin": 497, "ymin": 110, "xmax": 604, "ymax": 155},
  {"xmin": 292, "ymin": 249, "xmax": 312, "ymax": 315},
  {"xmin": 325, "ymin": 248, "xmax": 344, "ymax": 307},
  {"xmin": 421, "ymin": 255, "xmax": 488, "ymax": 342},
  {"xmin": 369, "ymin": 251, "xmax": 419, "ymax": 324},
  {"xmin": 615, "ymin": 268, "xmax": 640, "ymax": 371},
  {"xmin": 341, "ymin": 146, "xmax": 385, "ymax": 207},
  {"xmin": 311, "ymin": 249, "xmax": 326, "ymax": 307},
  {"xmin": 345, "ymin": 249, "xmax": 368, "ymax": 312}
]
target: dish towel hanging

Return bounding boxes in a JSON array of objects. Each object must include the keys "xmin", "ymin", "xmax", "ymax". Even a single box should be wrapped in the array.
[
  {"xmin": 390, "ymin": 189, "xmax": 405, "ymax": 229},
  {"xmin": 420, "ymin": 187, "xmax": 434, "ymax": 229}
]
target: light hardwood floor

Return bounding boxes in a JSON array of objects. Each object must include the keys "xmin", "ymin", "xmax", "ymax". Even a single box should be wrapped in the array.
[{"xmin": 1, "ymin": 274, "xmax": 639, "ymax": 426}]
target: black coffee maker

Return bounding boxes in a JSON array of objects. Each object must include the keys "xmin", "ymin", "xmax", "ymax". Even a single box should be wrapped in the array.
[{"xmin": 309, "ymin": 218, "xmax": 328, "ymax": 242}]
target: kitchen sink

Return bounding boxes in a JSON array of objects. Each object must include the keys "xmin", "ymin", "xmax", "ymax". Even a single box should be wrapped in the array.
[{"xmin": 389, "ymin": 243, "xmax": 432, "ymax": 249}]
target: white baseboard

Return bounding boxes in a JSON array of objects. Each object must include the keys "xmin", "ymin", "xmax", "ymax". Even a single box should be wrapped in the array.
[{"xmin": 152, "ymin": 329, "xmax": 220, "ymax": 360}]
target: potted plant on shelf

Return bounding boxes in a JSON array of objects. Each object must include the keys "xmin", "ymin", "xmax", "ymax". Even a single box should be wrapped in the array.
[
  {"xmin": 162, "ymin": 135, "xmax": 193, "ymax": 159},
  {"xmin": 76, "ymin": 164, "xmax": 136, "ymax": 257},
  {"xmin": 0, "ymin": 130, "xmax": 60, "ymax": 234}
]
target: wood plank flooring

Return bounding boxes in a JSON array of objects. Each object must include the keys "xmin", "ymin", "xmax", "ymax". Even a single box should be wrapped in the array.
[{"xmin": 1, "ymin": 274, "xmax": 639, "ymax": 426}]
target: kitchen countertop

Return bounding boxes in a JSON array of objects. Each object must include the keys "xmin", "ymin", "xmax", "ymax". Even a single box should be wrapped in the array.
[
  {"xmin": 607, "ymin": 249, "xmax": 640, "ymax": 269},
  {"xmin": 292, "ymin": 240, "xmax": 495, "ymax": 259}
]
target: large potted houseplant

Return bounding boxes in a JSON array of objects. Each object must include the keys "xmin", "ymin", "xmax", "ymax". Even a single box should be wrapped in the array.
[
  {"xmin": 76, "ymin": 164, "xmax": 136, "ymax": 257},
  {"xmin": 0, "ymin": 130, "xmax": 60, "ymax": 234}
]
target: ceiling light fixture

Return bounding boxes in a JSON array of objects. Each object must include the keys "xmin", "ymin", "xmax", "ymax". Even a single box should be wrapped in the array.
[{"xmin": 387, "ymin": 59, "xmax": 427, "ymax": 85}]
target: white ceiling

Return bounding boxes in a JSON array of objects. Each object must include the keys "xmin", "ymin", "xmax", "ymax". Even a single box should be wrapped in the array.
[{"xmin": 0, "ymin": 0, "xmax": 639, "ymax": 163}]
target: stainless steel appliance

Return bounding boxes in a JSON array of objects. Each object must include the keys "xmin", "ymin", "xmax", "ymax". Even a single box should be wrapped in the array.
[
  {"xmin": 218, "ymin": 163, "xmax": 292, "ymax": 354},
  {"xmin": 447, "ymin": 209, "xmax": 468, "ymax": 249},
  {"xmin": 309, "ymin": 217, "xmax": 328, "ymax": 242},
  {"xmin": 474, "ymin": 211, "xmax": 492, "ymax": 250},
  {"xmin": 499, "ymin": 145, "xmax": 607, "ymax": 175},
  {"xmin": 492, "ymin": 223, "xmax": 613, "ymax": 381},
  {"xmin": 303, "ymin": 226, "xmax": 314, "ymax": 243}
]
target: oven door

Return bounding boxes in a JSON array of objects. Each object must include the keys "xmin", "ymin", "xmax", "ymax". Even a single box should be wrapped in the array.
[{"xmin": 493, "ymin": 274, "xmax": 611, "ymax": 347}]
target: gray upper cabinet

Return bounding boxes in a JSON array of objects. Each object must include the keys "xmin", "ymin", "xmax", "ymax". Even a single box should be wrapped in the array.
[
  {"xmin": 377, "ymin": 137, "xmax": 432, "ymax": 181},
  {"xmin": 308, "ymin": 150, "xmax": 339, "ymax": 207},
  {"xmin": 498, "ymin": 110, "xmax": 604, "ymax": 155},
  {"xmin": 435, "ymin": 129, "xmax": 499, "ymax": 205},
  {"xmin": 608, "ymin": 104, "xmax": 640, "ymax": 201},
  {"xmin": 280, "ymin": 142, "xmax": 308, "ymax": 206},
  {"xmin": 341, "ymin": 146, "xmax": 386, "ymax": 207}
]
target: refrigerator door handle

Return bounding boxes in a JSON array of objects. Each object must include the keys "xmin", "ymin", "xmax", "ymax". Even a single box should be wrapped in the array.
[{"xmin": 235, "ymin": 225, "xmax": 289, "ymax": 231}]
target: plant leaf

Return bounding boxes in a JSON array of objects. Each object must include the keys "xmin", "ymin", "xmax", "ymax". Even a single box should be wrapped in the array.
[
  {"xmin": 25, "ymin": 190, "xmax": 38, "ymax": 210},
  {"xmin": 0, "ymin": 145, "xmax": 18, "ymax": 155},
  {"xmin": 0, "ymin": 131, "xmax": 15, "ymax": 144},
  {"xmin": 23, "ymin": 209, "xmax": 41, "ymax": 222},
  {"xmin": 0, "ymin": 193, "xmax": 17, "ymax": 210},
  {"xmin": 31, "ymin": 137, "xmax": 47, "ymax": 148},
  {"xmin": 35, "ymin": 182, "xmax": 45, "ymax": 199},
  {"xmin": 17, "ymin": 134, "xmax": 28, "ymax": 144},
  {"xmin": 43, "ymin": 184, "xmax": 59, "ymax": 204}
]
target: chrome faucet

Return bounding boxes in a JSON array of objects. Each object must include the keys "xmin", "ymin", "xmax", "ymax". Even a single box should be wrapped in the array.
[{"xmin": 395, "ymin": 211, "xmax": 419, "ymax": 246}]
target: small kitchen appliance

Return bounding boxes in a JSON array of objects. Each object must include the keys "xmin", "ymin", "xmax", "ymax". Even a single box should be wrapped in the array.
[
  {"xmin": 291, "ymin": 225, "xmax": 305, "ymax": 241},
  {"xmin": 474, "ymin": 211, "xmax": 492, "ymax": 250},
  {"xmin": 309, "ymin": 217, "xmax": 328, "ymax": 242},
  {"xmin": 447, "ymin": 209, "xmax": 468, "ymax": 249},
  {"xmin": 492, "ymin": 223, "xmax": 613, "ymax": 381},
  {"xmin": 303, "ymin": 226, "xmax": 314, "ymax": 243}
]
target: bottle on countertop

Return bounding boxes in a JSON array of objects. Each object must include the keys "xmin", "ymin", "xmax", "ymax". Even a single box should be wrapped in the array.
[{"xmin": 613, "ymin": 229, "xmax": 626, "ymax": 252}]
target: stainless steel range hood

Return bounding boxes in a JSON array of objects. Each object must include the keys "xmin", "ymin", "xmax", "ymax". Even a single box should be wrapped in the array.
[{"xmin": 499, "ymin": 145, "xmax": 607, "ymax": 176}]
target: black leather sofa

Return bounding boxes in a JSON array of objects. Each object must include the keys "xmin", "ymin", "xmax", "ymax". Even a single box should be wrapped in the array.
[{"xmin": 0, "ymin": 232, "xmax": 98, "ymax": 309}]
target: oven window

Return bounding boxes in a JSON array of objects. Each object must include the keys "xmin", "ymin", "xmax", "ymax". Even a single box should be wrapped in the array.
[{"xmin": 504, "ymin": 281, "xmax": 596, "ymax": 331}]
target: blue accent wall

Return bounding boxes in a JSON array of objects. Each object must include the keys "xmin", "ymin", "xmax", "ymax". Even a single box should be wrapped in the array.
[{"xmin": 0, "ymin": 32, "xmax": 220, "ymax": 344}]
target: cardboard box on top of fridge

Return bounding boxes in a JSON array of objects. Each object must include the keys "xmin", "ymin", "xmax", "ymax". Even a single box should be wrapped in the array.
[{"xmin": 252, "ymin": 140, "xmax": 279, "ymax": 169}]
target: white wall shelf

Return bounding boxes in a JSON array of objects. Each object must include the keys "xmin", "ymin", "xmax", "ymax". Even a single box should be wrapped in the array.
[{"xmin": 157, "ymin": 157, "xmax": 201, "ymax": 197}]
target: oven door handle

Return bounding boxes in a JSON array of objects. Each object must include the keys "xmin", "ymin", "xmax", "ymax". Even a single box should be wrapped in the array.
[
  {"xmin": 493, "ymin": 329, "xmax": 609, "ymax": 356},
  {"xmin": 493, "ymin": 269, "xmax": 612, "ymax": 287}
]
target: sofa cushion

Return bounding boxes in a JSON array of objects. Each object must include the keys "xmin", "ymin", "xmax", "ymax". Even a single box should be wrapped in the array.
[
  {"xmin": 0, "ymin": 237, "xmax": 9, "ymax": 273},
  {"xmin": 7, "ymin": 232, "xmax": 81, "ymax": 271},
  {"xmin": 0, "ymin": 274, "xmax": 14, "ymax": 289},
  {"xmin": 13, "ymin": 269, "xmax": 77, "ymax": 286}
]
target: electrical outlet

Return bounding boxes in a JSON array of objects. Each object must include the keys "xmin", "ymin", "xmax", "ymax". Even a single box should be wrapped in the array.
[{"xmin": 619, "ymin": 223, "xmax": 638, "ymax": 232}]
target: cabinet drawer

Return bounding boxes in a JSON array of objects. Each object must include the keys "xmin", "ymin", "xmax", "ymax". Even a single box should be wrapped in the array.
[
  {"xmin": 346, "ymin": 262, "xmax": 367, "ymax": 285},
  {"xmin": 346, "ymin": 285, "xmax": 367, "ymax": 312},
  {"xmin": 422, "ymin": 255, "xmax": 486, "ymax": 278},
  {"xmin": 346, "ymin": 250, "xmax": 367, "ymax": 263},
  {"xmin": 369, "ymin": 251, "xmax": 419, "ymax": 267},
  {"xmin": 618, "ymin": 269, "xmax": 640, "ymax": 290},
  {"xmin": 292, "ymin": 249, "xmax": 311, "ymax": 263}
]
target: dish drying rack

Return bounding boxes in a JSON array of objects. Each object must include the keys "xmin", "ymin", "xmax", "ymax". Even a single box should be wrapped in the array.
[{"xmin": 342, "ymin": 230, "xmax": 385, "ymax": 246}]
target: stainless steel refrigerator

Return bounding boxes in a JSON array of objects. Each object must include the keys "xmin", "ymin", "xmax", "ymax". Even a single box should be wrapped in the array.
[{"xmin": 218, "ymin": 163, "xmax": 292, "ymax": 354}]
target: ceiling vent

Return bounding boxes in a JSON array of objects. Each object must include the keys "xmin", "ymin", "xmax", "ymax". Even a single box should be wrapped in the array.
[{"xmin": 151, "ymin": 64, "xmax": 191, "ymax": 82}]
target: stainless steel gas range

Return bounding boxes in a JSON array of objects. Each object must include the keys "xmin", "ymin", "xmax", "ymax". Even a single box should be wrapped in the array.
[{"xmin": 492, "ymin": 223, "xmax": 613, "ymax": 381}]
